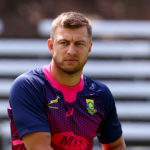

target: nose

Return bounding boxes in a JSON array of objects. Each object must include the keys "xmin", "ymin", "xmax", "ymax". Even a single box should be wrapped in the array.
[{"xmin": 67, "ymin": 44, "xmax": 76, "ymax": 55}]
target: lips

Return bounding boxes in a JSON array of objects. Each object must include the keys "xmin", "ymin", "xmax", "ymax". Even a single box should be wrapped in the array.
[
  {"xmin": 65, "ymin": 60, "xmax": 77, "ymax": 62},
  {"xmin": 64, "ymin": 58, "xmax": 78, "ymax": 62}
]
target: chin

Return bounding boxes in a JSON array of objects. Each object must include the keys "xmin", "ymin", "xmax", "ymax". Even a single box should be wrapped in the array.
[{"xmin": 62, "ymin": 67, "xmax": 82, "ymax": 75}]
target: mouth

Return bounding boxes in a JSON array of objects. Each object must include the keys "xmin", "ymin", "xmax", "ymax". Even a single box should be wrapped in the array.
[
  {"xmin": 64, "ymin": 60, "xmax": 78, "ymax": 65},
  {"xmin": 64, "ymin": 58, "xmax": 78, "ymax": 63},
  {"xmin": 65, "ymin": 59, "xmax": 77, "ymax": 62}
]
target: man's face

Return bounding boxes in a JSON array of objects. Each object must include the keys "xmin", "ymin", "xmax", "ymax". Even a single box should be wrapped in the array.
[{"xmin": 49, "ymin": 26, "xmax": 92, "ymax": 74}]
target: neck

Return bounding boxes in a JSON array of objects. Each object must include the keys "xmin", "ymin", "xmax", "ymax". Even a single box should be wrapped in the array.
[{"xmin": 51, "ymin": 61, "xmax": 82, "ymax": 86}]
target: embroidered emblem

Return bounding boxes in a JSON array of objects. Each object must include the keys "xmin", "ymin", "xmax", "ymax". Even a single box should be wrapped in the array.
[
  {"xmin": 47, "ymin": 96, "xmax": 59, "ymax": 109},
  {"xmin": 86, "ymin": 99, "xmax": 97, "ymax": 115}
]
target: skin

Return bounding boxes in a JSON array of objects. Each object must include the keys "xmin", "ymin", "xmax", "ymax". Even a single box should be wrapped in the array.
[
  {"xmin": 102, "ymin": 136, "xmax": 126, "ymax": 150},
  {"xmin": 48, "ymin": 26, "xmax": 92, "ymax": 86},
  {"xmin": 22, "ymin": 26, "xmax": 126, "ymax": 150},
  {"xmin": 22, "ymin": 132, "xmax": 53, "ymax": 150}
]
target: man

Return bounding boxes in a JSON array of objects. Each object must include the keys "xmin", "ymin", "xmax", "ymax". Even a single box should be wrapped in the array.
[{"xmin": 8, "ymin": 12, "xmax": 126, "ymax": 150}]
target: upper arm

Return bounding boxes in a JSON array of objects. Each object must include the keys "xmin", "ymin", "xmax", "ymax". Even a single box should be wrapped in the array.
[
  {"xmin": 9, "ymin": 75, "xmax": 50, "ymax": 138},
  {"xmin": 102, "ymin": 136, "xmax": 126, "ymax": 150},
  {"xmin": 97, "ymin": 85, "xmax": 122, "ymax": 144},
  {"xmin": 22, "ymin": 132, "xmax": 53, "ymax": 150}
]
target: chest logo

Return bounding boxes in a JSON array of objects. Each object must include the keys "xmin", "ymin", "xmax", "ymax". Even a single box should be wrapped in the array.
[
  {"xmin": 66, "ymin": 107, "xmax": 74, "ymax": 117},
  {"xmin": 86, "ymin": 99, "xmax": 97, "ymax": 115},
  {"xmin": 52, "ymin": 132, "xmax": 88, "ymax": 150},
  {"xmin": 47, "ymin": 96, "xmax": 59, "ymax": 109}
]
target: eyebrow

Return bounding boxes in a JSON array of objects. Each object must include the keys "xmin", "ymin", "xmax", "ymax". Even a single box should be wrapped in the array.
[
  {"xmin": 57, "ymin": 38, "xmax": 87, "ymax": 43},
  {"xmin": 56, "ymin": 38, "xmax": 67, "ymax": 42},
  {"xmin": 75, "ymin": 40, "xmax": 87, "ymax": 45},
  {"xmin": 57, "ymin": 39, "xmax": 68, "ymax": 42},
  {"xmin": 75, "ymin": 39, "xmax": 86, "ymax": 42}
]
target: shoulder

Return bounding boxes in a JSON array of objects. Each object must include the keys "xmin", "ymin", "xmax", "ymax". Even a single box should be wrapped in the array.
[
  {"xmin": 84, "ymin": 75, "xmax": 111, "ymax": 95},
  {"xmin": 84, "ymin": 76, "xmax": 115, "ymax": 111},
  {"xmin": 9, "ymin": 68, "xmax": 47, "ymax": 109},
  {"xmin": 10, "ymin": 68, "xmax": 45, "ymax": 94},
  {"xmin": 13, "ymin": 68, "xmax": 44, "ymax": 86}
]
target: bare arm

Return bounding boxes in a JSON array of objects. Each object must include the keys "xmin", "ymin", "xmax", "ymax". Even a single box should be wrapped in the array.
[
  {"xmin": 22, "ymin": 132, "xmax": 54, "ymax": 150},
  {"xmin": 102, "ymin": 136, "xmax": 126, "ymax": 150}
]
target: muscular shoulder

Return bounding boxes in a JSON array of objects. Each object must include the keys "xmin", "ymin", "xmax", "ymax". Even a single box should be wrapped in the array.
[
  {"xmin": 9, "ymin": 68, "xmax": 51, "ymax": 139},
  {"xmin": 10, "ymin": 68, "xmax": 46, "ymax": 100},
  {"xmin": 12, "ymin": 68, "xmax": 44, "ymax": 88}
]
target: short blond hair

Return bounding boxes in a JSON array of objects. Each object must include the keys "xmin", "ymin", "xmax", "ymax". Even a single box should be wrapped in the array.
[{"xmin": 51, "ymin": 12, "xmax": 92, "ymax": 41}]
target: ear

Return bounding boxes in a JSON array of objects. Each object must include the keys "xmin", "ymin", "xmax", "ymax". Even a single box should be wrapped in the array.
[
  {"xmin": 88, "ymin": 42, "xmax": 93, "ymax": 56},
  {"xmin": 47, "ymin": 38, "xmax": 53, "ymax": 54}
]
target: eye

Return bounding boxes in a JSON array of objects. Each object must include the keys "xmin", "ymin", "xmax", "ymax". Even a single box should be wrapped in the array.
[
  {"xmin": 59, "ymin": 40, "xmax": 69, "ymax": 46},
  {"xmin": 75, "ymin": 41, "xmax": 85, "ymax": 46}
]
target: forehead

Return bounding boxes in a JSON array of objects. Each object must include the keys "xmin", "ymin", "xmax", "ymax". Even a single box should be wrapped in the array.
[{"xmin": 53, "ymin": 26, "xmax": 89, "ymax": 42}]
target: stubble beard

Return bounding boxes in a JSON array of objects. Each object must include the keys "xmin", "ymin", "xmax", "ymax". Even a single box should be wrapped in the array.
[{"xmin": 53, "ymin": 58, "xmax": 87, "ymax": 75}]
